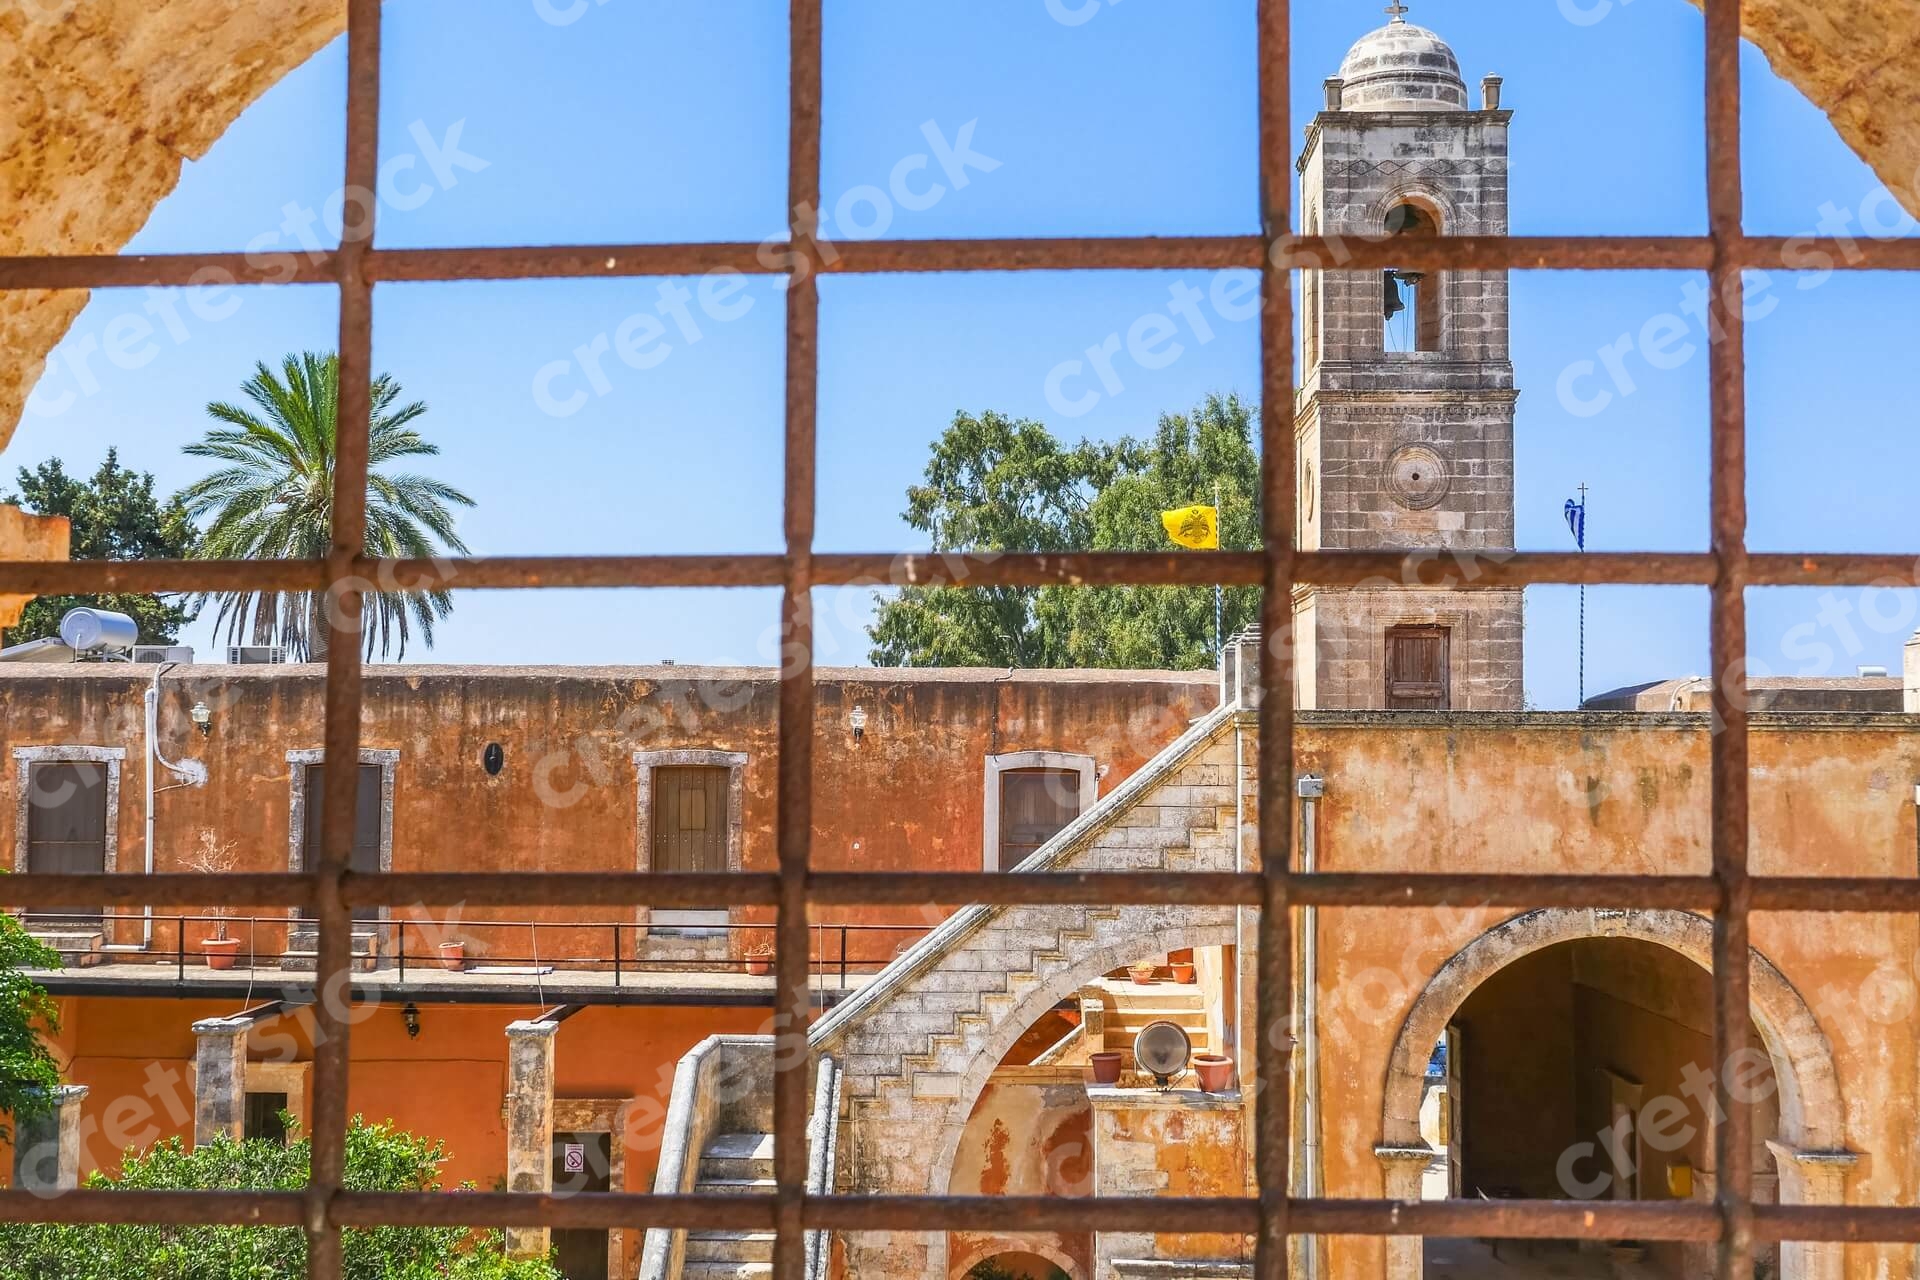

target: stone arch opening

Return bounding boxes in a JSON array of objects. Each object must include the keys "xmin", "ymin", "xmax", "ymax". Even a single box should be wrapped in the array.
[
  {"xmin": 1379, "ymin": 909, "xmax": 1851, "ymax": 1280},
  {"xmin": 1382, "ymin": 194, "xmax": 1447, "ymax": 354},
  {"xmin": 952, "ymin": 1241, "xmax": 1079, "ymax": 1280}
]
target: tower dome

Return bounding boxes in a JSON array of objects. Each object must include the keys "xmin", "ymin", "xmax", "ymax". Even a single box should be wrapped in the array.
[{"xmin": 1336, "ymin": 14, "xmax": 1468, "ymax": 112}]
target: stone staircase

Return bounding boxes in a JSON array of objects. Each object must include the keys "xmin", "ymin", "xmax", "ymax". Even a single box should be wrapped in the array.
[
  {"xmin": 681, "ymin": 1130, "xmax": 775, "ymax": 1279},
  {"xmin": 1092, "ymin": 977, "xmax": 1212, "ymax": 1064},
  {"xmin": 27, "ymin": 924, "xmax": 103, "ymax": 968},
  {"xmin": 279, "ymin": 927, "xmax": 380, "ymax": 972}
]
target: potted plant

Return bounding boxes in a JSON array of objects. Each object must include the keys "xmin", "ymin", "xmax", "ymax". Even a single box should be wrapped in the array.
[
  {"xmin": 745, "ymin": 942, "xmax": 775, "ymax": 976},
  {"xmin": 1170, "ymin": 958, "xmax": 1197, "ymax": 984},
  {"xmin": 1128, "ymin": 960, "xmax": 1158, "ymax": 986},
  {"xmin": 437, "ymin": 939, "xmax": 466, "ymax": 972},
  {"xmin": 186, "ymin": 830, "xmax": 244, "ymax": 970},
  {"xmin": 1192, "ymin": 1052, "xmax": 1236, "ymax": 1093},
  {"xmin": 1090, "ymin": 1051, "xmax": 1124, "ymax": 1085}
]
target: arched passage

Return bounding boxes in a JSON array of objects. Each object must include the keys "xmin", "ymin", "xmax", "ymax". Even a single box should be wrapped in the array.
[{"xmin": 1378, "ymin": 909, "xmax": 1853, "ymax": 1280}]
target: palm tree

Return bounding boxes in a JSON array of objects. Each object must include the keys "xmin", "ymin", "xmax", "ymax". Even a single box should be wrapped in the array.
[{"xmin": 180, "ymin": 352, "xmax": 475, "ymax": 661}]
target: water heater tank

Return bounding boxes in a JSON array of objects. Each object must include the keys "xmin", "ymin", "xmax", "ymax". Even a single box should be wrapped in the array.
[{"xmin": 58, "ymin": 608, "xmax": 139, "ymax": 654}]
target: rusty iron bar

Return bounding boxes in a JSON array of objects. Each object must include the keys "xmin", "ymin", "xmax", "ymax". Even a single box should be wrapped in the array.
[
  {"xmin": 305, "ymin": 3, "xmax": 382, "ymax": 1275},
  {"xmin": 1703, "ymin": 4, "xmax": 1754, "ymax": 1280},
  {"xmin": 1254, "ymin": 0, "xmax": 1296, "ymax": 1276},
  {"xmin": 20, "ymin": 871, "xmax": 1920, "ymax": 913},
  {"xmin": 12, "ymin": 233, "xmax": 1920, "ymax": 292},
  {"xmin": 0, "ymin": 549, "xmax": 1753, "ymax": 595},
  {"xmin": 771, "ymin": 4, "xmax": 824, "ymax": 1277},
  {"xmin": 14, "ymin": 546, "xmax": 1920, "ymax": 595}
]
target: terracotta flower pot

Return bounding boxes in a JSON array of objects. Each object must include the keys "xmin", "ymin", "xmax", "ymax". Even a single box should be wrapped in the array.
[
  {"xmin": 438, "ymin": 942, "xmax": 466, "ymax": 973},
  {"xmin": 1128, "ymin": 962, "xmax": 1157, "ymax": 986},
  {"xmin": 746, "ymin": 954, "xmax": 774, "ymax": 976},
  {"xmin": 1193, "ymin": 1053, "xmax": 1235, "ymax": 1093},
  {"xmin": 1090, "ymin": 1051, "xmax": 1124, "ymax": 1085},
  {"xmin": 202, "ymin": 937, "xmax": 243, "ymax": 971},
  {"xmin": 1170, "ymin": 961, "xmax": 1196, "ymax": 984}
]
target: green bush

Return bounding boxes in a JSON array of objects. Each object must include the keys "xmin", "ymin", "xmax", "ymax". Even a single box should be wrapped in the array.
[{"xmin": 0, "ymin": 1116, "xmax": 558, "ymax": 1279}]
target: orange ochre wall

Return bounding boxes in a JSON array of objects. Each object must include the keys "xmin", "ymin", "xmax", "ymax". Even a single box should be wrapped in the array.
[
  {"xmin": 0, "ymin": 665, "xmax": 1214, "ymax": 963},
  {"xmin": 15, "ymin": 995, "xmax": 767, "ymax": 1192}
]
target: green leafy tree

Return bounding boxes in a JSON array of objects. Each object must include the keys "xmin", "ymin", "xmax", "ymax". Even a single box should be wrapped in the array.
[
  {"xmin": 0, "ymin": 1116, "xmax": 559, "ymax": 1279},
  {"xmin": 180, "ymin": 352, "xmax": 475, "ymax": 662},
  {"xmin": 869, "ymin": 394, "xmax": 1261, "ymax": 669},
  {"xmin": 1, "ymin": 451, "xmax": 200, "ymax": 647},
  {"xmin": 0, "ymin": 911, "xmax": 62, "ymax": 1140}
]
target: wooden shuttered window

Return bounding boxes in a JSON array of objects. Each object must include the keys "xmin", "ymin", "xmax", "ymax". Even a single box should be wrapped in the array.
[
  {"xmin": 998, "ymin": 767, "xmax": 1083, "ymax": 870},
  {"xmin": 652, "ymin": 766, "xmax": 729, "ymax": 874},
  {"xmin": 25, "ymin": 761, "xmax": 108, "ymax": 922},
  {"xmin": 300, "ymin": 763, "xmax": 385, "ymax": 921},
  {"xmin": 1385, "ymin": 625, "xmax": 1451, "ymax": 710}
]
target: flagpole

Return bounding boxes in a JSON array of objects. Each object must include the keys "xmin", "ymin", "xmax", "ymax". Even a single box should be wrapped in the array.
[
  {"xmin": 1213, "ymin": 479, "xmax": 1224, "ymax": 661},
  {"xmin": 1577, "ymin": 483, "xmax": 1588, "ymax": 708}
]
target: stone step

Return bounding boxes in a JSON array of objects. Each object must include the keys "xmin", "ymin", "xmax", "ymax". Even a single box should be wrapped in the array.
[
  {"xmin": 693, "ymin": 1175, "xmax": 778, "ymax": 1196},
  {"xmin": 685, "ymin": 1230, "xmax": 776, "ymax": 1264},
  {"xmin": 683, "ymin": 1261, "xmax": 772, "ymax": 1280},
  {"xmin": 698, "ymin": 1131, "xmax": 774, "ymax": 1181},
  {"xmin": 29, "ymin": 931, "xmax": 103, "ymax": 966}
]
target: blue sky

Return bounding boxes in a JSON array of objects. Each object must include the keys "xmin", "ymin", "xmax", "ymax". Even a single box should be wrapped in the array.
[{"xmin": 6, "ymin": 0, "xmax": 1916, "ymax": 705}]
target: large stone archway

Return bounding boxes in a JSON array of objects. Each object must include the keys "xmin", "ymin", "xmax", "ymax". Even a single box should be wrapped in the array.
[{"xmin": 1378, "ymin": 908, "xmax": 1852, "ymax": 1280}]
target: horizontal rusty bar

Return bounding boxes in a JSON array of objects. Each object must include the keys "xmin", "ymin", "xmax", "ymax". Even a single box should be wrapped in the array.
[
  {"xmin": 1752, "ymin": 1204, "xmax": 1920, "ymax": 1244},
  {"xmin": 0, "ymin": 254, "xmax": 337, "ymax": 290},
  {"xmin": 11, "ymin": 873, "xmax": 1920, "ymax": 913},
  {"xmin": 0, "ymin": 1189, "xmax": 305, "ymax": 1226},
  {"xmin": 1288, "ymin": 1197, "xmax": 1722, "ymax": 1242},
  {"xmin": 1747, "ymin": 553, "xmax": 1920, "ymax": 588},
  {"xmin": 0, "ymin": 549, "xmax": 1740, "ymax": 597},
  {"xmin": 0, "ymin": 874, "xmax": 316, "ymax": 909},
  {"xmin": 5, "ymin": 235, "xmax": 1920, "ymax": 294},
  {"xmin": 331, "ymin": 1191, "xmax": 777, "ymax": 1231},
  {"xmin": 825, "ymin": 236, "xmax": 1266, "ymax": 274},
  {"xmin": 367, "ymin": 243, "xmax": 780, "ymax": 283}
]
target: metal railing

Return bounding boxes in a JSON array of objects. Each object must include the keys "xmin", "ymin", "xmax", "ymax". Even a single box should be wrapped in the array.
[{"xmin": 18, "ymin": 913, "xmax": 930, "ymax": 988}]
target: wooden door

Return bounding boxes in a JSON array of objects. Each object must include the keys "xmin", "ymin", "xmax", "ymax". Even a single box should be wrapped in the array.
[
  {"xmin": 998, "ymin": 768, "xmax": 1082, "ymax": 869},
  {"xmin": 1385, "ymin": 626, "xmax": 1451, "ymax": 710},
  {"xmin": 550, "ymin": 1131, "xmax": 612, "ymax": 1280},
  {"xmin": 652, "ymin": 767, "xmax": 728, "ymax": 874},
  {"xmin": 25, "ymin": 762, "xmax": 107, "ymax": 925},
  {"xmin": 301, "ymin": 764, "xmax": 383, "ymax": 921}
]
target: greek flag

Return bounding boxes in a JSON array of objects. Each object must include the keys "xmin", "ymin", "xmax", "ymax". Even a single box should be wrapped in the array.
[{"xmin": 1563, "ymin": 498, "xmax": 1586, "ymax": 551}]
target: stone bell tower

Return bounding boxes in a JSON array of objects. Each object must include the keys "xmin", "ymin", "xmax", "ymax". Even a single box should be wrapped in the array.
[{"xmin": 1294, "ymin": 5, "xmax": 1524, "ymax": 711}]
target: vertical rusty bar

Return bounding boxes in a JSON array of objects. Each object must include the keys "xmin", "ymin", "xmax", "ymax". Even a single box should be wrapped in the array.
[
  {"xmin": 310, "ymin": 1, "xmax": 381, "ymax": 1274},
  {"xmin": 776, "ymin": 2, "xmax": 823, "ymax": 1277},
  {"xmin": 1255, "ymin": 0, "xmax": 1296, "ymax": 1277},
  {"xmin": 1703, "ymin": 3, "xmax": 1752, "ymax": 1280}
]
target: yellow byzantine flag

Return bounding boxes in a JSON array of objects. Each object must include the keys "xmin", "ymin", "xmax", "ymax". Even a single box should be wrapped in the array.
[{"xmin": 1161, "ymin": 504, "xmax": 1219, "ymax": 550}]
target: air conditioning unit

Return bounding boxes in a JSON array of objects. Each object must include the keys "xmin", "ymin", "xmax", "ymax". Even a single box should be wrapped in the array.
[
  {"xmin": 227, "ymin": 645, "xmax": 286, "ymax": 665},
  {"xmin": 131, "ymin": 645, "xmax": 194, "ymax": 664}
]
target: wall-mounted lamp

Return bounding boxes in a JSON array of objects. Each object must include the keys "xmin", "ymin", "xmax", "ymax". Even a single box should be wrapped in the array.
[
  {"xmin": 190, "ymin": 702, "xmax": 212, "ymax": 737},
  {"xmin": 849, "ymin": 704, "xmax": 868, "ymax": 744},
  {"xmin": 402, "ymin": 1002, "xmax": 421, "ymax": 1040}
]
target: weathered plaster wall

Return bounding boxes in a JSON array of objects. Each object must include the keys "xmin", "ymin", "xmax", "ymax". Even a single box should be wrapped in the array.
[
  {"xmin": 11, "ymin": 991, "xmax": 763, "ymax": 1229},
  {"xmin": 0, "ymin": 664, "xmax": 1212, "ymax": 960},
  {"xmin": 1296, "ymin": 713, "xmax": 1920, "ymax": 1280},
  {"xmin": 948, "ymin": 1076, "xmax": 1094, "ymax": 1280}
]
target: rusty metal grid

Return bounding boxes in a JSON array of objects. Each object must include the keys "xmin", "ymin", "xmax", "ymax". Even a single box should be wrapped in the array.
[{"xmin": 0, "ymin": 0, "xmax": 1906, "ymax": 1275}]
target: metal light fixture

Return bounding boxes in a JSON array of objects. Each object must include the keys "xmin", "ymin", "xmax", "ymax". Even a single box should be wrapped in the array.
[
  {"xmin": 189, "ymin": 702, "xmax": 212, "ymax": 737},
  {"xmin": 849, "ymin": 704, "xmax": 868, "ymax": 743},
  {"xmin": 402, "ymin": 1002, "xmax": 421, "ymax": 1040}
]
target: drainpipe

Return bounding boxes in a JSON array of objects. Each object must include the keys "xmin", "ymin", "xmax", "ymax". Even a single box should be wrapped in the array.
[
  {"xmin": 1297, "ymin": 772, "xmax": 1325, "ymax": 1279},
  {"xmin": 144, "ymin": 664, "xmax": 206, "ymax": 948}
]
